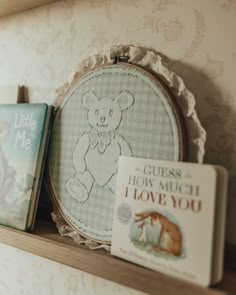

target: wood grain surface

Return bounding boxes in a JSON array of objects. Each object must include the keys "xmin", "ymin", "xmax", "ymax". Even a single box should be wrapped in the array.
[{"xmin": 0, "ymin": 222, "xmax": 232, "ymax": 295}]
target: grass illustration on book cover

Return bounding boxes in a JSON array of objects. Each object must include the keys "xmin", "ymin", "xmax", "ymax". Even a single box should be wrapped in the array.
[{"xmin": 0, "ymin": 104, "xmax": 53, "ymax": 231}]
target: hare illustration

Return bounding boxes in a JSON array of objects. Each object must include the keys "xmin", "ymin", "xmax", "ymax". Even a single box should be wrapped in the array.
[
  {"xmin": 66, "ymin": 90, "xmax": 135, "ymax": 203},
  {"xmin": 135, "ymin": 211, "xmax": 182, "ymax": 256},
  {"xmin": 138, "ymin": 221, "xmax": 147, "ymax": 243}
]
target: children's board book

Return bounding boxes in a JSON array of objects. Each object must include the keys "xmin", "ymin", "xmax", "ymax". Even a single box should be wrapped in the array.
[
  {"xmin": 0, "ymin": 103, "xmax": 54, "ymax": 231},
  {"xmin": 111, "ymin": 156, "xmax": 228, "ymax": 287}
]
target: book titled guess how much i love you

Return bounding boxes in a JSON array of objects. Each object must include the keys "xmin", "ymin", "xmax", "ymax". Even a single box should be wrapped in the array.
[
  {"xmin": 111, "ymin": 156, "xmax": 228, "ymax": 287},
  {"xmin": 0, "ymin": 104, "xmax": 54, "ymax": 231}
]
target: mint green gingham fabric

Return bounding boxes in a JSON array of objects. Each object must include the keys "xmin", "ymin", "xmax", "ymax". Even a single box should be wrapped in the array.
[{"xmin": 49, "ymin": 64, "xmax": 182, "ymax": 242}]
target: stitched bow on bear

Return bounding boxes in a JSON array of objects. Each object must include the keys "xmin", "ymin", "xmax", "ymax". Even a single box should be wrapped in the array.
[{"xmin": 89, "ymin": 129, "xmax": 115, "ymax": 154}]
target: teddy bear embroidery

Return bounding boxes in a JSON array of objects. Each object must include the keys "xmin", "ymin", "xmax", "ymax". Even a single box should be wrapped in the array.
[{"xmin": 66, "ymin": 90, "xmax": 135, "ymax": 203}]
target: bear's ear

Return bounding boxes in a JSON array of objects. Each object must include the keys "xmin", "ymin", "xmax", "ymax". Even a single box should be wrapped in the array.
[
  {"xmin": 116, "ymin": 91, "xmax": 134, "ymax": 111},
  {"xmin": 82, "ymin": 90, "xmax": 99, "ymax": 109}
]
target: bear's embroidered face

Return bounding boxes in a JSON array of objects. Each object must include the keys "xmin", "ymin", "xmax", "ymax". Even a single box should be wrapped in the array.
[{"xmin": 82, "ymin": 90, "xmax": 134, "ymax": 133}]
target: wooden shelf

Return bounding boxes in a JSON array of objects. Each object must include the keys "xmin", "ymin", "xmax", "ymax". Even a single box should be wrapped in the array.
[
  {"xmin": 0, "ymin": 0, "xmax": 59, "ymax": 17},
  {"xmin": 0, "ymin": 222, "xmax": 234, "ymax": 295}
]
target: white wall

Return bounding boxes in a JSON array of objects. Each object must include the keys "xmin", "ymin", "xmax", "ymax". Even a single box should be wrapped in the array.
[
  {"xmin": 0, "ymin": 243, "xmax": 145, "ymax": 294},
  {"xmin": 0, "ymin": 0, "xmax": 236, "ymax": 293}
]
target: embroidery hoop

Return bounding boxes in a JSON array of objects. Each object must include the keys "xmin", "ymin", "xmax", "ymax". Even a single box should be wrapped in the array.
[{"xmin": 48, "ymin": 45, "xmax": 206, "ymax": 249}]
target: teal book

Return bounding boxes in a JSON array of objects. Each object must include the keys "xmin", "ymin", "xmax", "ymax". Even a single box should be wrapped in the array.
[{"xmin": 0, "ymin": 103, "xmax": 54, "ymax": 231}]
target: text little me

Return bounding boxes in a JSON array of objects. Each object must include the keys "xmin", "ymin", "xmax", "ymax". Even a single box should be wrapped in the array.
[{"xmin": 14, "ymin": 112, "xmax": 36, "ymax": 150}]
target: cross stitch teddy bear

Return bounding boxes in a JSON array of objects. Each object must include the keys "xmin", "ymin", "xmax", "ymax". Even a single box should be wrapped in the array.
[{"xmin": 66, "ymin": 90, "xmax": 135, "ymax": 203}]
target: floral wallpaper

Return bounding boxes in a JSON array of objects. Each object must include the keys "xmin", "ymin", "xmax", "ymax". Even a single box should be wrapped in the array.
[
  {"xmin": 0, "ymin": 0, "xmax": 235, "ymax": 292},
  {"xmin": 0, "ymin": 243, "xmax": 145, "ymax": 295}
]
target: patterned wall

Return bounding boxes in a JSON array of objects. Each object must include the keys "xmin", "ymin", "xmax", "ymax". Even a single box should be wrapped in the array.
[
  {"xmin": 0, "ymin": 243, "xmax": 145, "ymax": 294},
  {"xmin": 0, "ymin": 0, "xmax": 235, "ymax": 291}
]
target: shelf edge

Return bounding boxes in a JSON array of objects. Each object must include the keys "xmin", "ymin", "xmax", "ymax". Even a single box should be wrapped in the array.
[{"xmin": 0, "ymin": 224, "xmax": 227, "ymax": 295}]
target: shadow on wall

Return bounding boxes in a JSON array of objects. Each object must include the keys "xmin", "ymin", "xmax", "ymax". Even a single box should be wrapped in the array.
[{"xmin": 155, "ymin": 50, "xmax": 236, "ymax": 243}]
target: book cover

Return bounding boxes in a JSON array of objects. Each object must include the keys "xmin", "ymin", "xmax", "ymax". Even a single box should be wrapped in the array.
[
  {"xmin": 0, "ymin": 103, "xmax": 53, "ymax": 230},
  {"xmin": 111, "ymin": 156, "xmax": 227, "ymax": 286}
]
